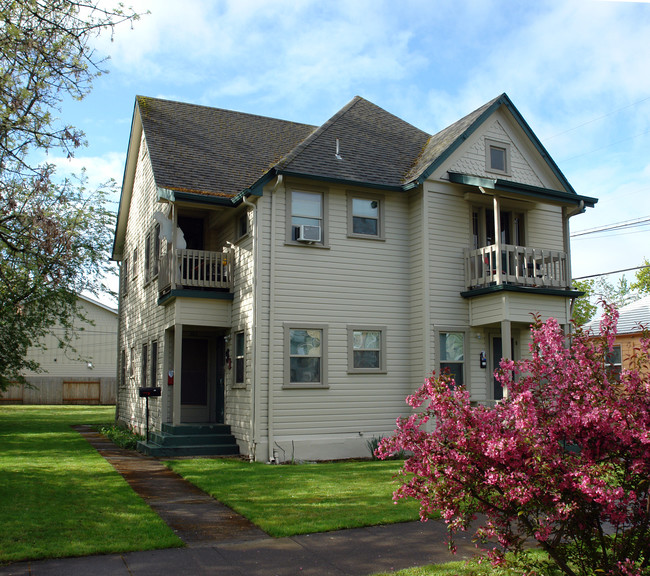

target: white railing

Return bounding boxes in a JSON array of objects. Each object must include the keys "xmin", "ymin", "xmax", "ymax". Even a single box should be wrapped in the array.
[
  {"xmin": 465, "ymin": 244, "xmax": 568, "ymax": 289},
  {"xmin": 159, "ymin": 248, "xmax": 232, "ymax": 293}
]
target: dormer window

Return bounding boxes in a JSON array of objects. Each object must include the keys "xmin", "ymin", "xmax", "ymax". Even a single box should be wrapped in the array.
[{"xmin": 486, "ymin": 139, "xmax": 510, "ymax": 175}]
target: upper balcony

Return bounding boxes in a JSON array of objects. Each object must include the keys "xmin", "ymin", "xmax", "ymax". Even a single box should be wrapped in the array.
[
  {"xmin": 464, "ymin": 244, "xmax": 569, "ymax": 292},
  {"xmin": 158, "ymin": 248, "xmax": 233, "ymax": 296}
]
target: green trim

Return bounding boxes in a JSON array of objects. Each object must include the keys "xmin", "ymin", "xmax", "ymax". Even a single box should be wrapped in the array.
[
  {"xmin": 158, "ymin": 289, "xmax": 234, "ymax": 306},
  {"xmin": 448, "ymin": 172, "xmax": 597, "ymax": 207},
  {"xmin": 157, "ymin": 187, "xmax": 235, "ymax": 207},
  {"xmin": 448, "ymin": 173, "xmax": 497, "ymax": 189},
  {"xmin": 460, "ymin": 284, "xmax": 584, "ymax": 299},
  {"xmin": 413, "ymin": 94, "xmax": 578, "ymax": 197},
  {"xmin": 415, "ymin": 98, "xmax": 503, "ymax": 186},
  {"xmin": 277, "ymin": 170, "xmax": 404, "ymax": 192}
]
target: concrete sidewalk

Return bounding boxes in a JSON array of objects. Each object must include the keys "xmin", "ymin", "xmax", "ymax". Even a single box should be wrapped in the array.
[{"xmin": 0, "ymin": 428, "xmax": 478, "ymax": 575}]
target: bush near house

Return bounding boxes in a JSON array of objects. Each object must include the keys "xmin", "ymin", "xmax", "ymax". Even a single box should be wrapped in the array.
[{"xmin": 379, "ymin": 304, "xmax": 650, "ymax": 576}]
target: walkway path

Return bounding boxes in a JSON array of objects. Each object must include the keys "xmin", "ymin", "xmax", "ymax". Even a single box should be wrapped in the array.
[{"xmin": 0, "ymin": 427, "xmax": 479, "ymax": 575}]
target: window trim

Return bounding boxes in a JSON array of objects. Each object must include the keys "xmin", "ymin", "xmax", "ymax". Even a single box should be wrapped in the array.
[
  {"xmin": 435, "ymin": 328, "xmax": 469, "ymax": 387},
  {"xmin": 347, "ymin": 192, "xmax": 385, "ymax": 240},
  {"xmin": 283, "ymin": 323, "xmax": 329, "ymax": 389},
  {"xmin": 285, "ymin": 186, "xmax": 329, "ymax": 248},
  {"xmin": 347, "ymin": 325, "xmax": 387, "ymax": 374},
  {"xmin": 485, "ymin": 138, "xmax": 511, "ymax": 176}
]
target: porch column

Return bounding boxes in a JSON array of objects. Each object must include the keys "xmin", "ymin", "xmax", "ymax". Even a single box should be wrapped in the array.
[
  {"xmin": 173, "ymin": 323, "xmax": 182, "ymax": 425},
  {"xmin": 500, "ymin": 319, "xmax": 512, "ymax": 398},
  {"xmin": 493, "ymin": 195, "xmax": 502, "ymax": 285}
]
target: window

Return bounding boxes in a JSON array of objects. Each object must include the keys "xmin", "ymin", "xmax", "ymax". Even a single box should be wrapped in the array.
[
  {"xmin": 129, "ymin": 346, "xmax": 135, "ymax": 378},
  {"xmin": 237, "ymin": 212, "xmax": 249, "ymax": 240},
  {"xmin": 141, "ymin": 343, "xmax": 148, "ymax": 386},
  {"xmin": 288, "ymin": 189, "xmax": 325, "ymax": 244},
  {"xmin": 235, "ymin": 331, "xmax": 245, "ymax": 385},
  {"xmin": 144, "ymin": 232, "xmax": 151, "ymax": 283},
  {"xmin": 485, "ymin": 139, "xmax": 510, "ymax": 175},
  {"xmin": 348, "ymin": 193, "xmax": 384, "ymax": 239},
  {"xmin": 284, "ymin": 324, "xmax": 328, "ymax": 387},
  {"xmin": 144, "ymin": 224, "xmax": 160, "ymax": 284},
  {"xmin": 606, "ymin": 345, "xmax": 622, "ymax": 381},
  {"xmin": 439, "ymin": 331, "xmax": 465, "ymax": 386},
  {"xmin": 151, "ymin": 340, "xmax": 158, "ymax": 387},
  {"xmin": 131, "ymin": 247, "xmax": 138, "ymax": 280},
  {"xmin": 121, "ymin": 256, "xmax": 129, "ymax": 296},
  {"xmin": 348, "ymin": 327, "xmax": 386, "ymax": 373},
  {"xmin": 120, "ymin": 349, "xmax": 127, "ymax": 388}
]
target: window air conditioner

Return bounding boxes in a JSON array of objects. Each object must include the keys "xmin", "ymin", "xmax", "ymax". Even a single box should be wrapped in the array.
[{"xmin": 297, "ymin": 225, "xmax": 321, "ymax": 243}]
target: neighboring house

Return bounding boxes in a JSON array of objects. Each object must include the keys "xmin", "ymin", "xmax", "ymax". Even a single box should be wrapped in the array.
[
  {"xmin": 112, "ymin": 93, "xmax": 597, "ymax": 461},
  {"xmin": 0, "ymin": 295, "xmax": 118, "ymax": 405},
  {"xmin": 586, "ymin": 295, "xmax": 650, "ymax": 374}
]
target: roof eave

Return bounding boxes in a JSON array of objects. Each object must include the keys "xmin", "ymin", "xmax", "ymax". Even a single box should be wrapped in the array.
[{"xmin": 111, "ymin": 100, "xmax": 143, "ymax": 261}]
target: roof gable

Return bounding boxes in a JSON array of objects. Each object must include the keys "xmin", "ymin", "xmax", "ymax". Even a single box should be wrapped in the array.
[{"xmin": 404, "ymin": 94, "xmax": 577, "ymax": 196}]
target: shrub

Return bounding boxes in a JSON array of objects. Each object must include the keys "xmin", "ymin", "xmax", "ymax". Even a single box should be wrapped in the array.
[
  {"xmin": 379, "ymin": 304, "xmax": 650, "ymax": 576},
  {"xmin": 97, "ymin": 423, "xmax": 143, "ymax": 450}
]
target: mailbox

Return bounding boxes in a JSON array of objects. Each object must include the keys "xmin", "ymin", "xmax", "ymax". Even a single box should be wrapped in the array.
[{"xmin": 139, "ymin": 387, "xmax": 161, "ymax": 398}]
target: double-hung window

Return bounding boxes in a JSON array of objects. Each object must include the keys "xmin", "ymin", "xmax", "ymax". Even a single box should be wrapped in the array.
[
  {"xmin": 289, "ymin": 190, "xmax": 324, "ymax": 244},
  {"xmin": 285, "ymin": 325, "xmax": 327, "ymax": 387},
  {"xmin": 348, "ymin": 193, "xmax": 384, "ymax": 239},
  {"xmin": 439, "ymin": 331, "xmax": 465, "ymax": 386},
  {"xmin": 348, "ymin": 327, "xmax": 386, "ymax": 373}
]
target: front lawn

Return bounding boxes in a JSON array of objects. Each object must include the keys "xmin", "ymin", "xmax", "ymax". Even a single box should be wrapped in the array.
[
  {"xmin": 167, "ymin": 458, "xmax": 422, "ymax": 537},
  {"xmin": 0, "ymin": 405, "xmax": 182, "ymax": 564}
]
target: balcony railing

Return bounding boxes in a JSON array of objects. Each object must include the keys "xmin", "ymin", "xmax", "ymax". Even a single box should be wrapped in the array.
[
  {"xmin": 159, "ymin": 248, "xmax": 233, "ymax": 294},
  {"xmin": 465, "ymin": 244, "xmax": 569, "ymax": 290}
]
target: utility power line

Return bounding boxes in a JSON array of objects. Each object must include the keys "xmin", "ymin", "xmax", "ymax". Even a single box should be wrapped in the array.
[
  {"xmin": 573, "ymin": 265, "xmax": 650, "ymax": 281},
  {"xmin": 571, "ymin": 216, "xmax": 650, "ymax": 238}
]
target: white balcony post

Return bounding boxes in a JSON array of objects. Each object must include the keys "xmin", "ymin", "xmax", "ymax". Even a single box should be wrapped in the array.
[{"xmin": 493, "ymin": 195, "xmax": 502, "ymax": 285}]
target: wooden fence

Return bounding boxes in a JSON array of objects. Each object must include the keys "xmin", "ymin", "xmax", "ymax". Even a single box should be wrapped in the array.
[{"xmin": 0, "ymin": 377, "xmax": 116, "ymax": 405}]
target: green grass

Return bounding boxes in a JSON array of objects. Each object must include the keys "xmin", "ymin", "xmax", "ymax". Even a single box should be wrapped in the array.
[
  {"xmin": 0, "ymin": 405, "xmax": 182, "ymax": 564},
  {"xmin": 167, "ymin": 458, "xmax": 422, "ymax": 537}
]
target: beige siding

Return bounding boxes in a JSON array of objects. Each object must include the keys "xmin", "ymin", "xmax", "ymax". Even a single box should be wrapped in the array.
[{"xmin": 254, "ymin": 178, "xmax": 414, "ymax": 461}]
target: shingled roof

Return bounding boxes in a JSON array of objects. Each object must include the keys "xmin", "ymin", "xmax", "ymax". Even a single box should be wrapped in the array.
[
  {"xmin": 587, "ymin": 295, "xmax": 650, "ymax": 335},
  {"xmin": 136, "ymin": 96, "xmax": 316, "ymax": 198},
  {"xmin": 275, "ymin": 96, "xmax": 430, "ymax": 189},
  {"xmin": 133, "ymin": 92, "xmax": 581, "ymax": 202}
]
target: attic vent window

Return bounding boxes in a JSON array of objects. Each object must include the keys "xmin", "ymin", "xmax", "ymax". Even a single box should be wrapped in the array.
[{"xmin": 485, "ymin": 139, "xmax": 510, "ymax": 175}]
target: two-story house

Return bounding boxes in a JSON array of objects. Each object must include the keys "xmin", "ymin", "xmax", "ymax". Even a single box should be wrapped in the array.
[{"xmin": 112, "ymin": 93, "xmax": 596, "ymax": 461}]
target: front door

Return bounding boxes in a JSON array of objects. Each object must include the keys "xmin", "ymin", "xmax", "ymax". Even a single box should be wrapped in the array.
[
  {"xmin": 491, "ymin": 336, "xmax": 515, "ymax": 401},
  {"xmin": 181, "ymin": 337, "xmax": 211, "ymax": 422}
]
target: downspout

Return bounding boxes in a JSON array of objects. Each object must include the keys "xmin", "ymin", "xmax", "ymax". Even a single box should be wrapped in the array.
[
  {"xmin": 267, "ymin": 174, "xmax": 283, "ymax": 463},
  {"xmin": 241, "ymin": 194, "xmax": 258, "ymax": 460}
]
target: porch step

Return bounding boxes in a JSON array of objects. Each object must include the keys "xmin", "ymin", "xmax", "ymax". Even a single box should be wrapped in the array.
[{"xmin": 137, "ymin": 423, "xmax": 240, "ymax": 458}]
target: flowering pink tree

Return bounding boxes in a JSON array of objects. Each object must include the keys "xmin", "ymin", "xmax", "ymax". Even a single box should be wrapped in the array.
[{"xmin": 378, "ymin": 306, "xmax": 650, "ymax": 576}]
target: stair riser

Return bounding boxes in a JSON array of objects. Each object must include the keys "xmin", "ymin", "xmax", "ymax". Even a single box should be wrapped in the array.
[
  {"xmin": 161, "ymin": 423, "xmax": 232, "ymax": 436},
  {"xmin": 149, "ymin": 433, "xmax": 237, "ymax": 447},
  {"xmin": 137, "ymin": 441, "xmax": 240, "ymax": 458}
]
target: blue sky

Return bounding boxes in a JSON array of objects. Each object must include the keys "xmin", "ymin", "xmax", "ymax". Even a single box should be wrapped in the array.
[{"xmin": 53, "ymin": 0, "xmax": 650, "ymax": 300}]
